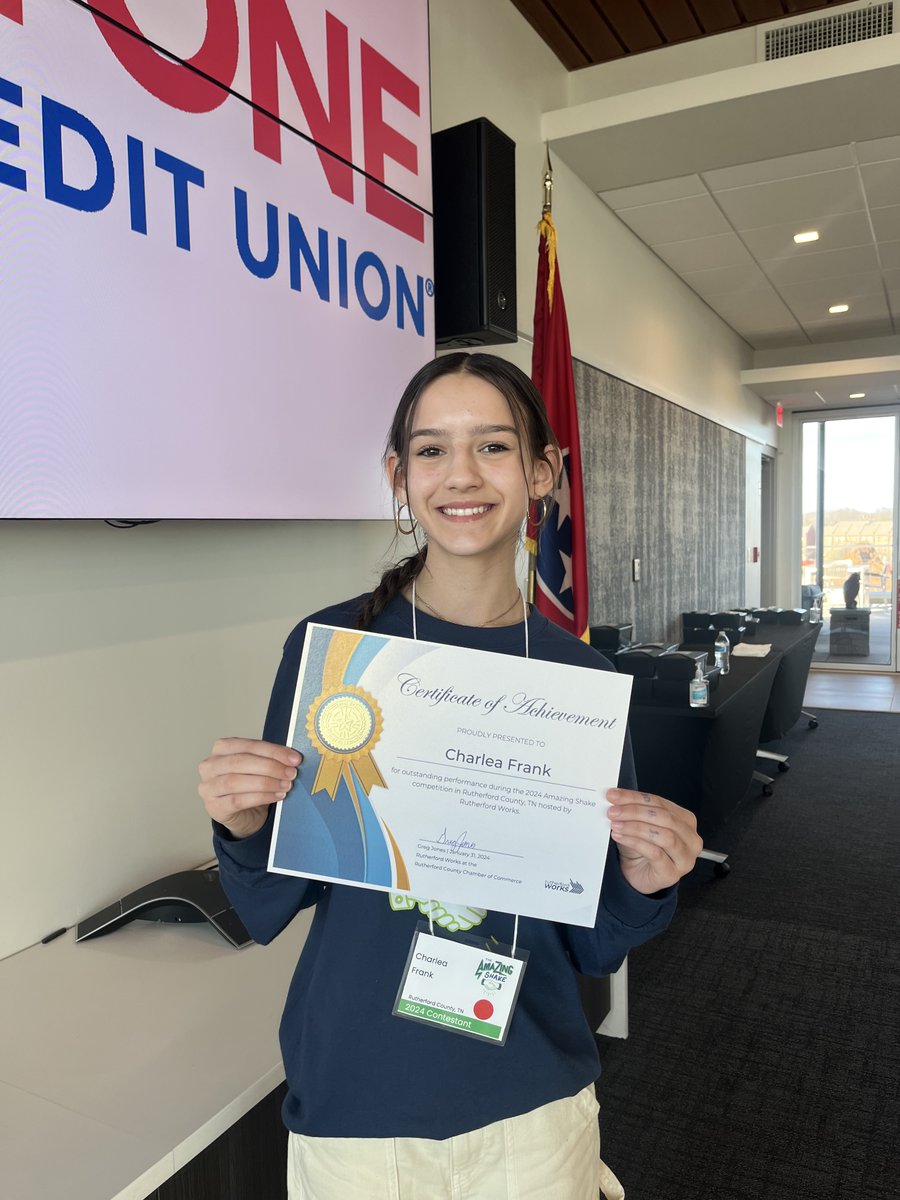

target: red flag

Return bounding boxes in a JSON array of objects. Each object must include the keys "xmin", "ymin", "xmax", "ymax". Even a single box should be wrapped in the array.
[{"xmin": 530, "ymin": 212, "xmax": 589, "ymax": 639}]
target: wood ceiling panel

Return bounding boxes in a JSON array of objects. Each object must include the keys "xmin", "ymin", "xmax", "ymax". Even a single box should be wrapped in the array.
[
  {"xmin": 688, "ymin": 0, "xmax": 744, "ymax": 35},
  {"xmin": 553, "ymin": 0, "xmax": 631, "ymax": 60},
  {"xmin": 732, "ymin": 1, "xmax": 788, "ymax": 21},
  {"xmin": 595, "ymin": 0, "xmax": 664, "ymax": 54},
  {"xmin": 509, "ymin": 0, "xmax": 841, "ymax": 69},
  {"xmin": 508, "ymin": 0, "xmax": 593, "ymax": 69},
  {"xmin": 648, "ymin": 0, "xmax": 704, "ymax": 42}
]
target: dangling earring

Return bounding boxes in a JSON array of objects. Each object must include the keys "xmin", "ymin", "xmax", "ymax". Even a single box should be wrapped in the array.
[{"xmin": 394, "ymin": 498, "xmax": 418, "ymax": 536}]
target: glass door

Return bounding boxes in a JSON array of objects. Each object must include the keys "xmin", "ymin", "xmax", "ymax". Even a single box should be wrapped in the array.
[{"xmin": 800, "ymin": 411, "xmax": 899, "ymax": 671}]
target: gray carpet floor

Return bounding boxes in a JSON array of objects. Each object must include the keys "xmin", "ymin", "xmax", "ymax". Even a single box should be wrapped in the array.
[{"xmin": 596, "ymin": 709, "xmax": 900, "ymax": 1200}]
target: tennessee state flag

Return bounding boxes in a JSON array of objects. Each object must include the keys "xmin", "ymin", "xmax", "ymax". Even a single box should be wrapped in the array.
[{"xmin": 529, "ymin": 211, "xmax": 589, "ymax": 640}]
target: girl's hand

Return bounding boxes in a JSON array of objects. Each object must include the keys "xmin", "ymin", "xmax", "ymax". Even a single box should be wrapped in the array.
[
  {"xmin": 606, "ymin": 788, "xmax": 703, "ymax": 894},
  {"xmin": 198, "ymin": 737, "xmax": 302, "ymax": 840}
]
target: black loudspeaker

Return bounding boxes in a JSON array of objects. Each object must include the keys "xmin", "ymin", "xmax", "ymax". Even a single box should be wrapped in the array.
[{"xmin": 432, "ymin": 117, "xmax": 517, "ymax": 346}]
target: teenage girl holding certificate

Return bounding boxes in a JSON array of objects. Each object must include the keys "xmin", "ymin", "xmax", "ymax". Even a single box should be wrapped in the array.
[{"xmin": 199, "ymin": 352, "xmax": 702, "ymax": 1199}]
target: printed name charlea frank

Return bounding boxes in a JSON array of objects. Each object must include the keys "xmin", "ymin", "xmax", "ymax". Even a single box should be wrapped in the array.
[{"xmin": 445, "ymin": 749, "xmax": 551, "ymax": 777}]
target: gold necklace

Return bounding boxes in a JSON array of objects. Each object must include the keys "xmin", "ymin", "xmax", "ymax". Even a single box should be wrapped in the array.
[{"xmin": 416, "ymin": 590, "xmax": 524, "ymax": 628}]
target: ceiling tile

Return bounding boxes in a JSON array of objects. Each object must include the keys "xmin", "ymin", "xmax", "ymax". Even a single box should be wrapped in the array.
[
  {"xmin": 682, "ymin": 262, "xmax": 769, "ymax": 297},
  {"xmin": 859, "ymin": 161, "xmax": 900, "ymax": 210},
  {"xmin": 613, "ymin": 194, "xmax": 731, "ymax": 243},
  {"xmin": 740, "ymin": 212, "xmax": 874, "ymax": 260},
  {"xmin": 761, "ymin": 244, "xmax": 881, "ymax": 285},
  {"xmin": 598, "ymin": 175, "xmax": 705, "ymax": 211},
  {"xmin": 779, "ymin": 280, "xmax": 889, "ymax": 323},
  {"xmin": 702, "ymin": 146, "xmax": 854, "ymax": 191},
  {"xmin": 870, "ymin": 206, "xmax": 900, "ymax": 241},
  {"xmin": 804, "ymin": 317, "xmax": 894, "ymax": 343},
  {"xmin": 880, "ymin": 241, "xmax": 900, "ymax": 269},
  {"xmin": 712, "ymin": 169, "xmax": 865, "ymax": 231},
  {"xmin": 653, "ymin": 233, "xmax": 754, "ymax": 273},
  {"xmin": 705, "ymin": 286, "xmax": 803, "ymax": 334},
  {"xmin": 855, "ymin": 135, "xmax": 900, "ymax": 164}
]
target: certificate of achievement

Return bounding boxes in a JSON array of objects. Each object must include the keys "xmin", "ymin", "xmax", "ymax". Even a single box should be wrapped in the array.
[{"xmin": 268, "ymin": 624, "xmax": 633, "ymax": 926}]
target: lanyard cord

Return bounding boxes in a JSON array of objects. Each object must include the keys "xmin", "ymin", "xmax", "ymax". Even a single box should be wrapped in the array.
[{"xmin": 411, "ymin": 576, "xmax": 527, "ymax": 958}]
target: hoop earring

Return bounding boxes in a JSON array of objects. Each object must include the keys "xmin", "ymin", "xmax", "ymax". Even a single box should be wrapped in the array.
[
  {"xmin": 532, "ymin": 494, "xmax": 552, "ymax": 528},
  {"xmin": 394, "ymin": 499, "xmax": 418, "ymax": 536}
]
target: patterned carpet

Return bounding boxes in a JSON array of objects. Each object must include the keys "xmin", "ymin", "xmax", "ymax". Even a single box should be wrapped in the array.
[{"xmin": 596, "ymin": 709, "xmax": 900, "ymax": 1200}]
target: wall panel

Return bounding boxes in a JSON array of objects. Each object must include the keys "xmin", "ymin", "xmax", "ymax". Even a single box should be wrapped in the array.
[{"xmin": 575, "ymin": 359, "xmax": 746, "ymax": 644}]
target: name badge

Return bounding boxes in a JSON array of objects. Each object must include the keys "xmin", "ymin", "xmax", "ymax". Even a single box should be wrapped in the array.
[{"xmin": 393, "ymin": 923, "xmax": 528, "ymax": 1046}]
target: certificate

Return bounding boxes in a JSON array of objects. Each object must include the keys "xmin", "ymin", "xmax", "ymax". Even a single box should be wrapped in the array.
[{"xmin": 268, "ymin": 624, "xmax": 633, "ymax": 926}]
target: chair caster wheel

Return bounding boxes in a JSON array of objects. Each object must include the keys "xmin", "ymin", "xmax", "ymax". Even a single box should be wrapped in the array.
[
  {"xmin": 762, "ymin": 784, "xmax": 774, "ymax": 797},
  {"xmin": 808, "ymin": 719, "xmax": 819, "ymax": 729},
  {"xmin": 713, "ymin": 863, "xmax": 731, "ymax": 878},
  {"xmin": 777, "ymin": 762, "xmax": 790, "ymax": 773}
]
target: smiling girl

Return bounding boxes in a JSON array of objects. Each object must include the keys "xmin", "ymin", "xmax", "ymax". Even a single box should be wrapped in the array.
[{"xmin": 199, "ymin": 352, "xmax": 701, "ymax": 1199}]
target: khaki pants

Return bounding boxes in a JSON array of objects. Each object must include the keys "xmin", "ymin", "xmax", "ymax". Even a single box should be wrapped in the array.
[{"xmin": 287, "ymin": 1085, "xmax": 625, "ymax": 1199}]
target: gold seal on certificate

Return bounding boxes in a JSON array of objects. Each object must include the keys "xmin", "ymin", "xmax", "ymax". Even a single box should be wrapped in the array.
[{"xmin": 307, "ymin": 686, "xmax": 386, "ymax": 799}]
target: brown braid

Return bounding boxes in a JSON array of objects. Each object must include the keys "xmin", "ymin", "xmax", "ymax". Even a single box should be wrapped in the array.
[{"xmin": 357, "ymin": 546, "xmax": 427, "ymax": 629}]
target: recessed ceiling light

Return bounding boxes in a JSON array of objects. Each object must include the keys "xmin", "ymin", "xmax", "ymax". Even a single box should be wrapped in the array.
[
  {"xmin": 793, "ymin": 230, "xmax": 819, "ymax": 244},
  {"xmin": 828, "ymin": 304, "xmax": 850, "ymax": 314},
  {"xmin": 849, "ymin": 392, "xmax": 866, "ymax": 399}
]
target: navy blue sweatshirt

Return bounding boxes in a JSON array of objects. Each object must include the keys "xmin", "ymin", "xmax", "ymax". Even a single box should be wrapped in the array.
[{"xmin": 214, "ymin": 594, "xmax": 677, "ymax": 1139}]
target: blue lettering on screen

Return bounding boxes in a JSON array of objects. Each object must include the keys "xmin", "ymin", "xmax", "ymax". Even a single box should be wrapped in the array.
[
  {"xmin": 1, "ymin": 78, "xmax": 428, "ymax": 337},
  {"xmin": 154, "ymin": 149, "xmax": 205, "ymax": 251},
  {"xmin": 288, "ymin": 214, "xmax": 329, "ymax": 300},
  {"xmin": 126, "ymin": 135, "xmax": 147, "ymax": 234},
  {"xmin": 42, "ymin": 96, "xmax": 115, "ymax": 213},
  {"xmin": 355, "ymin": 250, "xmax": 390, "ymax": 322},
  {"xmin": 233, "ymin": 191, "xmax": 426, "ymax": 335},
  {"xmin": 234, "ymin": 188, "xmax": 279, "ymax": 278},
  {"xmin": 0, "ymin": 75, "xmax": 26, "ymax": 192}
]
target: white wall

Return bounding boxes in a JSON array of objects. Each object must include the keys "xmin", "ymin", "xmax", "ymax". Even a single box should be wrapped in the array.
[
  {"xmin": 1, "ymin": 0, "xmax": 779, "ymax": 961},
  {"xmin": 0, "ymin": 519, "xmax": 394, "ymax": 960}
]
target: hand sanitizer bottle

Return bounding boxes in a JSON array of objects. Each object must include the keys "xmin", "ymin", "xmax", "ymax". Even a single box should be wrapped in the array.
[
  {"xmin": 714, "ymin": 630, "xmax": 730, "ymax": 675},
  {"xmin": 689, "ymin": 662, "xmax": 709, "ymax": 707}
]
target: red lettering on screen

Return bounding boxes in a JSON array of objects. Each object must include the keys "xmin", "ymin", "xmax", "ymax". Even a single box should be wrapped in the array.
[
  {"xmin": 89, "ymin": 0, "xmax": 238, "ymax": 114},
  {"xmin": 7, "ymin": 0, "xmax": 425, "ymax": 240},
  {"xmin": 248, "ymin": 2, "xmax": 353, "ymax": 203},
  {"xmin": 361, "ymin": 40, "xmax": 423, "ymax": 243}
]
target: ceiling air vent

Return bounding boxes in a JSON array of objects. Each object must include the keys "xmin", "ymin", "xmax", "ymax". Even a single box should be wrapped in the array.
[{"xmin": 763, "ymin": 2, "xmax": 893, "ymax": 61}]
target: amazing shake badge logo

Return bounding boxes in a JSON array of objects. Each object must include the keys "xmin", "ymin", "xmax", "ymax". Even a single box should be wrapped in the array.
[
  {"xmin": 474, "ymin": 956, "xmax": 515, "ymax": 994},
  {"xmin": 470, "ymin": 955, "xmax": 517, "ymax": 1025}
]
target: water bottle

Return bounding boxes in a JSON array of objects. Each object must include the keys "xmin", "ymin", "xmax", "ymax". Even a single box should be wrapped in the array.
[
  {"xmin": 689, "ymin": 662, "xmax": 709, "ymax": 707},
  {"xmin": 714, "ymin": 630, "xmax": 730, "ymax": 675},
  {"xmin": 810, "ymin": 596, "xmax": 821, "ymax": 623}
]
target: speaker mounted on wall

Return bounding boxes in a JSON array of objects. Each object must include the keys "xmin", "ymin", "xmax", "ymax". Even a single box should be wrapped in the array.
[{"xmin": 432, "ymin": 117, "xmax": 517, "ymax": 346}]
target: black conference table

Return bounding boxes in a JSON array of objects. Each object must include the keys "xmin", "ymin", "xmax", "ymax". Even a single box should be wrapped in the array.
[{"xmin": 626, "ymin": 620, "xmax": 821, "ymax": 840}]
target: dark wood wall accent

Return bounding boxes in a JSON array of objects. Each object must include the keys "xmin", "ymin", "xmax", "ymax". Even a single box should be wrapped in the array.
[
  {"xmin": 152, "ymin": 1085, "xmax": 288, "ymax": 1200},
  {"xmin": 574, "ymin": 358, "xmax": 746, "ymax": 645}
]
